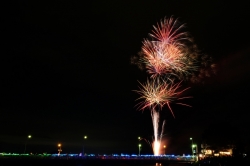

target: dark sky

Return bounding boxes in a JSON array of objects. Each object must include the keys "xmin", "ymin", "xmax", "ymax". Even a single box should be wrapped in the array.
[{"xmin": 1, "ymin": 1, "xmax": 250, "ymax": 155}]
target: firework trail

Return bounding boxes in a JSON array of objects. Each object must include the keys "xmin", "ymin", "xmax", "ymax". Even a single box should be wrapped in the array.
[
  {"xmin": 152, "ymin": 111, "xmax": 166, "ymax": 156},
  {"xmin": 134, "ymin": 78, "xmax": 191, "ymax": 155}
]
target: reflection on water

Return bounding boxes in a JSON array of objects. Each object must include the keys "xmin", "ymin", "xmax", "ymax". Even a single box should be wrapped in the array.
[{"xmin": 134, "ymin": 163, "xmax": 191, "ymax": 166}]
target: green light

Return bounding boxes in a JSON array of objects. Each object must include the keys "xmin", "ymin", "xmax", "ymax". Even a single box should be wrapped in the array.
[{"xmin": 84, "ymin": 136, "xmax": 87, "ymax": 139}]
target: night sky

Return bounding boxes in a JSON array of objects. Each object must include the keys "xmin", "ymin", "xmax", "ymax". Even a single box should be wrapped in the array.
[{"xmin": 1, "ymin": 1, "xmax": 250, "ymax": 155}]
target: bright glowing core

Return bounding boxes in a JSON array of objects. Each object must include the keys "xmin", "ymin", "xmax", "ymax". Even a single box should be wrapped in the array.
[{"xmin": 153, "ymin": 141, "xmax": 160, "ymax": 156}]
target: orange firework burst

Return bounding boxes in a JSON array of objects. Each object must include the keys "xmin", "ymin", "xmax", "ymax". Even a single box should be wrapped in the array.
[
  {"xmin": 149, "ymin": 16, "xmax": 188, "ymax": 45},
  {"xmin": 142, "ymin": 41, "xmax": 188, "ymax": 77},
  {"xmin": 134, "ymin": 78, "xmax": 191, "ymax": 118},
  {"xmin": 141, "ymin": 17, "xmax": 198, "ymax": 78}
]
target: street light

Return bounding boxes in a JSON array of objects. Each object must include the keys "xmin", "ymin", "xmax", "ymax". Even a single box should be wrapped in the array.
[
  {"xmin": 58, "ymin": 143, "xmax": 62, "ymax": 156},
  {"xmin": 192, "ymin": 144, "xmax": 197, "ymax": 153},
  {"xmin": 138, "ymin": 144, "xmax": 141, "ymax": 156},
  {"xmin": 163, "ymin": 145, "xmax": 166, "ymax": 155},
  {"xmin": 192, "ymin": 144, "xmax": 198, "ymax": 161},
  {"xmin": 190, "ymin": 137, "xmax": 193, "ymax": 157},
  {"xmin": 83, "ymin": 135, "xmax": 87, "ymax": 156},
  {"xmin": 24, "ymin": 135, "xmax": 32, "ymax": 154}
]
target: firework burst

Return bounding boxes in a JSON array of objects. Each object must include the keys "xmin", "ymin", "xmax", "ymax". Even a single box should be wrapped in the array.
[
  {"xmin": 134, "ymin": 78, "xmax": 191, "ymax": 118},
  {"xmin": 141, "ymin": 17, "xmax": 199, "ymax": 79},
  {"xmin": 149, "ymin": 16, "xmax": 188, "ymax": 46}
]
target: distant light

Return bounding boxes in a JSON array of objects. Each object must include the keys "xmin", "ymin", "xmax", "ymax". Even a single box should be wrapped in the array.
[
  {"xmin": 28, "ymin": 135, "xmax": 32, "ymax": 138},
  {"xmin": 219, "ymin": 151, "xmax": 231, "ymax": 155},
  {"xmin": 84, "ymin": 136, "xmax": 87, "ymax": 139},
  {"xmin": 205, "ymin": 150, "xmax": 212, "ymax": 155}
]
